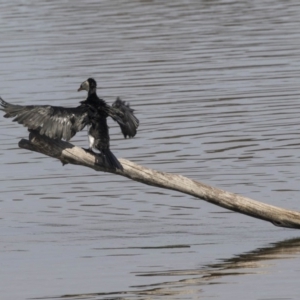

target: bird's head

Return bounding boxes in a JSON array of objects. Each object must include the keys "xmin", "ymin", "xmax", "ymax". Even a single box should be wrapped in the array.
[{"xmin": 78, "ymin": 78, "xmax": 97, "ymax": 95}]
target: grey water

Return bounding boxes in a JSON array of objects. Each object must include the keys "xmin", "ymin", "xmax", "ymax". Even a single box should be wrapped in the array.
[{"xmin": 1, "ymin": 0, "xmax": 300, "ymax": 299}]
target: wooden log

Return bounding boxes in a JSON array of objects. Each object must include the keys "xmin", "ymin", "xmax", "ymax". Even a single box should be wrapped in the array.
[{"xmin": 18, "ymin": 131, "xmax": 300, "ymax": 229}]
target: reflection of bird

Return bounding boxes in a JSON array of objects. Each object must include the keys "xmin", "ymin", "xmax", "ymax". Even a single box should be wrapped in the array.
[{"xmin": 0, "ymin": 78, "xmax": 139, "ymax": 170}]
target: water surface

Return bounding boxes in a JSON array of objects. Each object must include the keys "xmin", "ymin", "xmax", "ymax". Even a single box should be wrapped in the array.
[{"xmin": 1, "ymin": 0, "xmax": 300, "ymax": 299}]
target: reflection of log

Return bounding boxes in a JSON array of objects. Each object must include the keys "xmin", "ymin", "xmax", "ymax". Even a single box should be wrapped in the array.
[
  {"xmin": 137, "ymin": 237, "xmax": 300, "ymax": 277},
  {"xmin": 45, "ymin": 237, "xmax": 300, "ymax": 298},
  {"xmin": 19, "ymin": 131, "xmax": 300, "ymax": 229}
]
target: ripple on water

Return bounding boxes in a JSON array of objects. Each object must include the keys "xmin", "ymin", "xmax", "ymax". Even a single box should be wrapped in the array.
[{"xmin": 1, "ymin": 0, "xmax": 300, "ymax": 299}]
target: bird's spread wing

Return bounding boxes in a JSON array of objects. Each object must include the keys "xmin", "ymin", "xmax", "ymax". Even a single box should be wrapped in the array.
[
  {"xmin": 111, "ymin": 97, "xmax": 139, "ymax": 138},
  {"xmin": 0, "ymin": 97, "xmax": 89, "ymax": 141}
]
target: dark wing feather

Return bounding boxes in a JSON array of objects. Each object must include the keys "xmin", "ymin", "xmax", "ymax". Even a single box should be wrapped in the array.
[
  {"xmin": 0, "ymin": 97, "xmax": 89, "ymax": 141},
  {"xmin": 111, "ymin": 97, "xmax": 139, "ymax": 138}
]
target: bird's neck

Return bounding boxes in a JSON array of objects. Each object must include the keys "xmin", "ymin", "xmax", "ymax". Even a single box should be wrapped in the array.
[
  {"xmin": 85, "ymin": 90, "xmax": 106, "ymax": 107},
  {"xmin": 88, "ymin": 88, "xmax": 97, "ymax": 96}
]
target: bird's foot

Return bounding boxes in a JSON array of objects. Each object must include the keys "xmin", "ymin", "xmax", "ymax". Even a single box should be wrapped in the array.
[{"xmin": 83, "ymin": 147, "xmax": 95, "ymax": 154}]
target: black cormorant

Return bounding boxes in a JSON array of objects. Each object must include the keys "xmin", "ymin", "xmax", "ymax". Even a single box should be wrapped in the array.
[{"xmin": 0, "ymin": 78, "xmax": 139, "ymax": 170}]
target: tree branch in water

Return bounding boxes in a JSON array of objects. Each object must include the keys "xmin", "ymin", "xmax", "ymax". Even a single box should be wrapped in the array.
[{"xmin": 18, "ymin": 131, "xmax": 300, "ymax": 229}]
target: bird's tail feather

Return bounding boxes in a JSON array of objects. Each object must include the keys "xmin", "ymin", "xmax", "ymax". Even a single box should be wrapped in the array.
[{"xmin": 101, "ymin": 149, "xmax": 123, "ymax": 170}]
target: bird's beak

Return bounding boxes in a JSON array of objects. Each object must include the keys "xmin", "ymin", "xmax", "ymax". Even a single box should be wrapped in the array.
[{"xmin": 78, "ymin": 80, "xmax": 89, "ymax": 92}]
